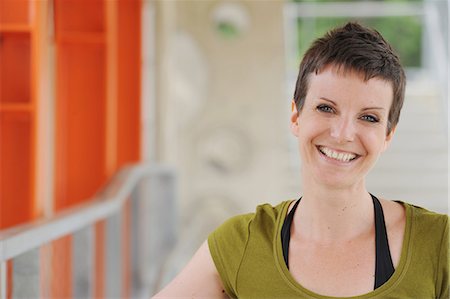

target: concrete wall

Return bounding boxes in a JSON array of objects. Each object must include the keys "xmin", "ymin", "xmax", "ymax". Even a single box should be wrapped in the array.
[
  {"xmin": 153, "ymin": 0, "xmax": 295, "ymax": 234},
  {"xmin": 151, "ymin": 0, "xmax": 299, "ymax": 285}
]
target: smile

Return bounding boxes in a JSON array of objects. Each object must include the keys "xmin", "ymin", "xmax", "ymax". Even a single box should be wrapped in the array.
[{"xmin": 317, "ymin": 146, "xmax": 358, "ymax": 163}]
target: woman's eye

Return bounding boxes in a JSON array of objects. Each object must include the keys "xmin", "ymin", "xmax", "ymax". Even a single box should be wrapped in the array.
[
  {"xmin": 316, "ymin": 104, "xmax": 334, "ymax": 113},
  {"xmin": 360, "ymin": 115, "xmax": 379, "ymax": 123}
]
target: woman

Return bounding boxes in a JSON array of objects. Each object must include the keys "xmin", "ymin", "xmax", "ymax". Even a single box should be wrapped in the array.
[{"xmin": 153, "ymin": 22, "xmax": 449, "ymax": 298}]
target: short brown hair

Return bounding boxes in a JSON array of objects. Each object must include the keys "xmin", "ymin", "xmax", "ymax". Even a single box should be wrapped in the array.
[{"xmin": 293, "ymin": 22, "xmax": 406, "ymax": 134}]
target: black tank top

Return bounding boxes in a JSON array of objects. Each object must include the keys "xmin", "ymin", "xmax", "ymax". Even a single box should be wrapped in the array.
[{"xmin": 281, "ymin": 194, "xmax": 395, "ymax": 289}]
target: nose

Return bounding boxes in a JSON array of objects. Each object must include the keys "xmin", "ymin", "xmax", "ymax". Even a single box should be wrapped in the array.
[{"xmin": 330, "ymin": 117, "xmax": 355, "ymax": 143}]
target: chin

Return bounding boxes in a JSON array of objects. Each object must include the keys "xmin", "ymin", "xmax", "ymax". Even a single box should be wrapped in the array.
[
  {"xmin": 317, "ymin": 177, "xmax": 352, "ymax": 189},
  {"xmin": 310, "ymin": 169, "xmax": 363, "ymax": 190}
]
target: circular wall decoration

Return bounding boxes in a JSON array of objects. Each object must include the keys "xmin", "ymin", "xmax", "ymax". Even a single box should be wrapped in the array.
[
  {"xmin": 211, "ymin": 2, "xmax": 250, "ymax": 39},
  {"xmin": 197, "ymin": 126, "xmax": 252, "ymax": 175}
]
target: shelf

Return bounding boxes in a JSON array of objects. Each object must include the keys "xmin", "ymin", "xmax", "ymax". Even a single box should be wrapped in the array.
[
  {"xmin": 0, "ymin": 31, "xmax": 31, "ymax": 104},
  {"xmin": 0, "ymin": 0, "xmax": 31, "ymax": 26},
  {"xmin": 0, "ymin": 103, "xmax": 33, "ymax": 112},
  {"xmin": 0, "ymin": 24, "xmax": 32, "ymax": 32},
  {"xmin": 56, "ymin": 32, "xmax": 106, "ymax": 44}
]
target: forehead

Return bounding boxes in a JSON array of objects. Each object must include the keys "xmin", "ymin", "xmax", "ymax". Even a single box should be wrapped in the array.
[{"xmin": 307, "ymin": 65, "xmax": 393, "ymax": 108}]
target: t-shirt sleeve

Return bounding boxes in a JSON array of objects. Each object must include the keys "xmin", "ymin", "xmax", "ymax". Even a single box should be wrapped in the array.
[
  {"xmin": 208, "ymin": 213, "xmax": 254, "ymax": 298},
  {"xmin": 436, "ymin": 215, "xmax": 449, "ymax": 298}
]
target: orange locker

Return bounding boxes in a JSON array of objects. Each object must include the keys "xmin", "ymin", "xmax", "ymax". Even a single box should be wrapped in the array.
[
  {"xmin": 0, "ymin": 0, "xmax": 37, "ymax": 229},
  {"xmin": 1, "ymin": 0, "xmax": 142, "ymax": 297},
  {"xmin": 53, "ymin": 0, "xmax": 141, "ymax": 296}
]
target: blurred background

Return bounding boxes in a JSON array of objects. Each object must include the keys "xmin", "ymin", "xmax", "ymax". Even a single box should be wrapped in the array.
[{"xmin": 0, "ymin": 0, "xmax": 448, "ymax": 298}]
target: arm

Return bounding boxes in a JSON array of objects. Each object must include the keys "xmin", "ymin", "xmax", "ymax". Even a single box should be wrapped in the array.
[{"xmin": 152, "ymin": 241, "xmax": 228, "ymax": 298}]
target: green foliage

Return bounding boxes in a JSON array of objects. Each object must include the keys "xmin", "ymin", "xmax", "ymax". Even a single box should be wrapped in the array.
[
  {"xmin": 216, "ymin": 21, "xmax": 241, "ymax": 39},
  {"xmin": 293, "ymin": 1, "xmax": 423, "ymax": 67},
  {"xmin": 364, "ymin": 17, "xmax": 422, "ymax": 67}
]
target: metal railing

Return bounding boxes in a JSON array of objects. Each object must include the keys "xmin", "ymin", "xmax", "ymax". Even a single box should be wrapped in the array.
[{"xmin": 0, "ymin": 163, "xmax": 177, "ymax": 298}]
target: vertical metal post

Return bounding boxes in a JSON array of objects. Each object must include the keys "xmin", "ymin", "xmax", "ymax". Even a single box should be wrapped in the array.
[
  {"xmin": 0, "ymin": 261, "xmax": 7, "ymax": 299},
  {"xmin": 130, "ymin": 190, "xmax": 141, "ymax": 298},
  {"xmin": 12, "ymin": 249, "xmax": 40, "ymax": 298},
  {"xmin": 105, "ymin": 213, "xmax": 122, "ymax": 298},
  {"xmin": 148, "ymin": 171, "xmax": 177, "ymax": 295},
  {"xmin": 72, "ymin": 226, "xmax": 94, "ymax": 298}
]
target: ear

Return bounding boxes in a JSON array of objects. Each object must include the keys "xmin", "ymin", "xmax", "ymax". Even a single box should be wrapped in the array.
[
  {"xmin": 290, "ymin": 100, "xmax": 299, "ymax": 137},
  {"xmin": 382, "ymin": 125, "xmax": 396, "ymax": 152}
]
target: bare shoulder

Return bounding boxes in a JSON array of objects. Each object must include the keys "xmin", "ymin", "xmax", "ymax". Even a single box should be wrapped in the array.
[
  {"xmin": 378, "ymin": 198, "xmax": 406, "ymax": 229},
  {"xmin": 152, "ymin": 241, "xmax": 228, "ymax": 298}
]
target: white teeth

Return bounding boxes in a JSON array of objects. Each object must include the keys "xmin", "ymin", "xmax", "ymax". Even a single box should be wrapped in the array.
[{"xmin": 319, "ymin": 146, "xmax": 356, "ymax": 162}]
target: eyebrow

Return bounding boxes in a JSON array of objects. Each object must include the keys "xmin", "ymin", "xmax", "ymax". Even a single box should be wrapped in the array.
[{"xmin": 319, "ymin": 97, "xmax": 385, "ymax": 111}]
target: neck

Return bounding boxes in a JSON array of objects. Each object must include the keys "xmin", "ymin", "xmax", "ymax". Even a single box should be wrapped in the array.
[{"xmin": 294, "ymin": 176, "xmax": 374, "ymax": 243}]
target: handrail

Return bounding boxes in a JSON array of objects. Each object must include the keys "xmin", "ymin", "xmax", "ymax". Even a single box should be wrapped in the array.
[{"xmin": 0, "ymin": 163, "xmax": 173, "ymax": 262}]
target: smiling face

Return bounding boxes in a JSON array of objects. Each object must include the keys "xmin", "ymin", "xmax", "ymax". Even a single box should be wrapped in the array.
[{"xmin": 291, "ymin": 65, "xmax": 395, "ymax": 189}]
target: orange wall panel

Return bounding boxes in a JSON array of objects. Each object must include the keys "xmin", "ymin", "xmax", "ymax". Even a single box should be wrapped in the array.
[
  {"xmin": 0, "ymin": 32, "xmax": 31, "ymax": 104},
  {"xmin": 0, "ymin": 112, "xmax": 33, "ymax": 227},
  {"xmin": 94, "ymin": 220, "xmax": 105, "ymax": 298},
  {"xmin": 49, "ymin": 236, "xmax": 72, "ymax": 298},
  {"xmin": 0, "ymin": 0, "xmax": 30, "ymax": 25},
  {"xmin": 117, "ymin": 0, "xmax": 141, "ymax": 166},
  {"xmin": 54, "ymin": 0, "xmax": 104, "ymax": 33},
  {"xmin": 121, "ymin": 200, "xmax": 131, "ymax": 298},
  {"xmin": 54, "ymin": 43, "xmax": 107, "ymax": 210},
  {"xmin": 1, "ymin": 1, "xmax": 41, "ymax": 297},
  {"xmin": 1, "ymin": 0, "xmax": 143, "ymax": 296}
]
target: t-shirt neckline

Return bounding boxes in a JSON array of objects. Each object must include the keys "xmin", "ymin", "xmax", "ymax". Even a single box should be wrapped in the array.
[{"xmin": 273, "ymin": 199, "xmax": 413, "ymax": 299}]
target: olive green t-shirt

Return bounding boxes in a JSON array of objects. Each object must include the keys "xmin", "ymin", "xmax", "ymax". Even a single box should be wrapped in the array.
[{"xmin": 208, "ymin": 200, "xmax": 449, "ymax": 298}]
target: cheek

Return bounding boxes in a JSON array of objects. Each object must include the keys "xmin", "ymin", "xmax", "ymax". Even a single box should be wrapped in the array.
[
  {"xmin": 297, "ymin": 123, "xmax": 324, "ymax": 157},
  {"xmin": 297, "ymin": 123, "xmax": 320, "ymax": 143},
  {"xmin": 361, "ymin": 132, "xmax": 387, "ymax": 154}
]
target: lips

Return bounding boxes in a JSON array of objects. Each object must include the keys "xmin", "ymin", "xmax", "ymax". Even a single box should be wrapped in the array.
[{"xmin": 317, "ymin": 146, "xmax": 359, "ymax": 163}]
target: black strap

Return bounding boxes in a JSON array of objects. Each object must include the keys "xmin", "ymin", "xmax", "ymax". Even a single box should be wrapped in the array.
[
  {"xmin": 280, "ymin": 194, "xmax": 394, "ymax": 289},
  {"xmin": 372, "ymin": 194, "xmax": 395, "ymax": 288},
  {"xmin": 281, "ymin": 197, "xmax": 301, "ymax": 268}
]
